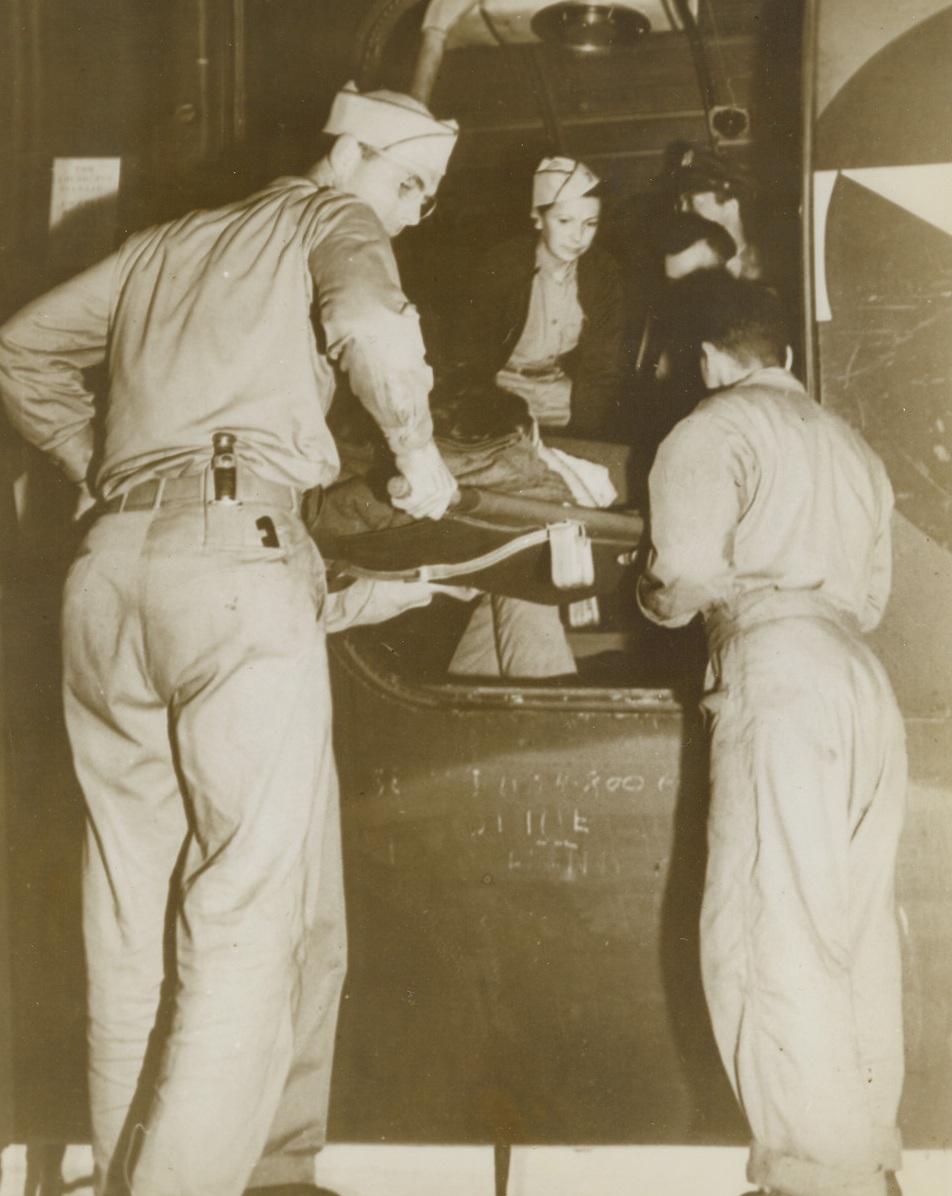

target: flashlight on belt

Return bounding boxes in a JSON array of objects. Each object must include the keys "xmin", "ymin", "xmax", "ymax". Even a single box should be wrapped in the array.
[{"xmin": 211, "ymin": 432, "xmax": 237, "ymax": 502}]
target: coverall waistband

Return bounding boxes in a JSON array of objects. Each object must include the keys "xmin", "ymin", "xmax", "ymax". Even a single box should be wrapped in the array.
[
  {"xmin": 704, "ymin": 587, "xmax": 860, "ymax": 656},
  {"xmin": 100, "ymin": 471, "xmax": 311, "ymax": 514},
  {"xmin": 504, "ymin": 362, "xmax": 564, "ymax": 379}
]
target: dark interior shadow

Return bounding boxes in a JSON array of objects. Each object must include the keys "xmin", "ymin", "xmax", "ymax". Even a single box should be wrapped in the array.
[{"xmin": 0, "ymin": 452, "xmax": 88, "ymax": 1145}]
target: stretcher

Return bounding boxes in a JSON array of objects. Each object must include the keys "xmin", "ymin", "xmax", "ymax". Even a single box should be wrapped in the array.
[{"xmin": 312, "ymin": 485, "xmax": 645, "ymax": 609}]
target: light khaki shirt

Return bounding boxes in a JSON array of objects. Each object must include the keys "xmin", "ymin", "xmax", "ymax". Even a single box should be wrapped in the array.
[
  {"xmin": 638, "ymin": 367, "xmax": 894, "ymax": 632},
  {"xmin": 496, "ymin": 241, "xmax": 584, "ymax": 428},
  {"xmin": 0, "ymin": 176, "xmax": 435, "ymax": 497}
]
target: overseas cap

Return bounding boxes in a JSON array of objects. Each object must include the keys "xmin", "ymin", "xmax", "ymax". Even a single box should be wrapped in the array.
[
  {"xmin": 673, "ymin": 145, "xmax": 733, "ymax": 195},
  {"xmin": 532, "ymin": 157, "xmax": 601, "ymax": 209},
  {"xmin": 323, "ymin": 81, "xmax": 459, "ymax": 191},
  {"xmin": 666, "ymin": 142, "xmax": 757, "ymax": 204}
]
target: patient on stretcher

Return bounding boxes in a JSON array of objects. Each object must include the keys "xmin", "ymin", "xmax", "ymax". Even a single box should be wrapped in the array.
[{"xmin": 314, "ymin": 382, "xmax": 619, "ymax": 678}]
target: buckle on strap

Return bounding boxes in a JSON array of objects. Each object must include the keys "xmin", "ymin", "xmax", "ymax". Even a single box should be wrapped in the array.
[{"xmin": 548, "ymin": 521, "xmax": 594, "ymax": 589}]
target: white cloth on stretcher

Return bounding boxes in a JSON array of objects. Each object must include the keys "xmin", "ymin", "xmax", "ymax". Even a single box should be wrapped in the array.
[{"xmin": 536, "ymin": 442, "xmax": 617, "ymax": 508}]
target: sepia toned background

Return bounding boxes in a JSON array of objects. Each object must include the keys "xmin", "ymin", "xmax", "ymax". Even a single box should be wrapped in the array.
[{"xmin": 0, "ymin": 2, "xmax": 949, "ymax": 1192}]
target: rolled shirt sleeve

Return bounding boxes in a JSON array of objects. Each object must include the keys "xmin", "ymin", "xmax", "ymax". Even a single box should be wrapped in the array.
[
  {"xmin": 309, "ymin": 205, "xmax": 434, "ymax": 456},
  {"xmin": 637, "ymin": 414, "xmax": 743, "ymax": 627},
  {"xmin": 0, "ymin": 255, "xmax": 115, "ymax": 484}
]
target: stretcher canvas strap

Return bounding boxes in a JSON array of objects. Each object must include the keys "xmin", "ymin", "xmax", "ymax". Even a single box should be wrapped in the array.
[{"xmin": 335, "ymin": 521, "xmax": 590, "ymax": 586}]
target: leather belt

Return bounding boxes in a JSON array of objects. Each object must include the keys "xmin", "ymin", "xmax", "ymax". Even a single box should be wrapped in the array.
[{"xmin": 100, "ymin": 473, "xmax": 307, "ymax": 514}]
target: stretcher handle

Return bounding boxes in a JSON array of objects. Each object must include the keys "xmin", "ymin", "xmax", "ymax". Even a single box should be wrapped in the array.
[
  {"xmin": 448, "ymin": 488, "xmax": 644, "ymax": 540},
  {"xmin": 387, "ymin": 474, "xmax": 469, "ymax": 510},
  {"xmin": 388, "ymin": 479, "xmax": 643, "ymax": 539},
  {"xmin": 386, "ymin": 474, "xmax": 464, "ymax": 508}
]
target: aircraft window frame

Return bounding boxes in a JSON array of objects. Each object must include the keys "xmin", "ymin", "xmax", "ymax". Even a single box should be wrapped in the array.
[
  {"xmin": 338, "ymin": 1, "xmax": 801, "ymax": 713},
  {"xmin": 329, "ymin": 597, "xmax": 706, "ymax": 712}
]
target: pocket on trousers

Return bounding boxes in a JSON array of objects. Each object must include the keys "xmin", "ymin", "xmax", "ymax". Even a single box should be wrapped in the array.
[{"xmin": 203, "ymin": 502, "xmax": 296, "ymax": 554}]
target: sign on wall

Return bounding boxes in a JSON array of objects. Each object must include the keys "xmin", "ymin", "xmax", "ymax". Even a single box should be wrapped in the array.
[{"xmin": 47, "ymin": 157, "xmax": 122, "ymax": 275}]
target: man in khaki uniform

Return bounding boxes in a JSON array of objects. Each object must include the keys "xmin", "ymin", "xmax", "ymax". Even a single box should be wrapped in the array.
[
  {"xmin": 0, "ymin": 82, "xmax": 458, "ymax": 1196},
  {"xmin": 638, "ymin": 278, "xmax": 906, "ymax": 1196}
]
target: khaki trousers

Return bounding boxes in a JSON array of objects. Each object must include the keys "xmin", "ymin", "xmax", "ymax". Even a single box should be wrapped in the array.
[
  {"xmin": 449, "ymin": 593, "xmax": 577, "ymax": 678},
  {"xmin": 62, "ymin": 500, "xmax": 347, "ymax": 1195},
  {"xmin": 701, "ymin": 606, "xmax": 906, "ymax": 1196}
]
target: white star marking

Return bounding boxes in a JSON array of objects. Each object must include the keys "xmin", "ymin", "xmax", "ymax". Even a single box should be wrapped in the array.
[{"xmin": 813, "ymin": 163, "xmax": 952, "ymax": 321}]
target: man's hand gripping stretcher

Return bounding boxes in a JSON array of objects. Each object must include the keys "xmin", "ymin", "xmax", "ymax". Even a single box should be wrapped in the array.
[{"xmin": 318, "ymin": 384, "xmax": 638, "ymax": 638}]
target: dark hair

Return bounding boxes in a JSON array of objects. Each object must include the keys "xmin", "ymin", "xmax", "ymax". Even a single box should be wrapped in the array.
[
  {"xmin": 659, "ymin": 211, "xmax": 736, "ymax": 261},
  {"xmin": 662, "ymin": 275, "xmax": 788, "ymax": 369},
  {"xmin": 699, "ymin": 276, "xmax": 788, "ymax": 366}
]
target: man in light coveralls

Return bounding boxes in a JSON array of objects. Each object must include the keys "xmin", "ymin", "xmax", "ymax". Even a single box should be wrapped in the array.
[
  {"xmin": 0, "ymin": 82, "xmax": 458, "ymax": 1195},
  {"xmin": 637, "ymin": 278, "xmax": 907, "ymax": 1196}
]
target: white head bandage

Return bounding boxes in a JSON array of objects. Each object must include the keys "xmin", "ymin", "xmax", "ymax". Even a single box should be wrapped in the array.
[
  {"xmin": 324, "ymin": 81, "xmax": 459, "ymax": 192},
  {"xmin": 532, "ymin": 157, "xmax": 601, "ymax": 209}
]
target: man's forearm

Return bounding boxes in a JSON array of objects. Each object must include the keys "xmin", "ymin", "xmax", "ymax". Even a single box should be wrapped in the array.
[{"xmin": 332, "ymin": 322, "xmax": 435, "ymax": 455}]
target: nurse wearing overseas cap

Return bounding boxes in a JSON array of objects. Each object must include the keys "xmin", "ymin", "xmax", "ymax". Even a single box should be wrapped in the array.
[
  {"xmin": 0, "ymin": 81, "xmax": 459, "ymax": 1196},
  {"xmin": 446, "ymin": 156, "xmax": 627, "ymax": 680},
  {"xmin": 461, "ymin": 155, "xmax": 627, "ymax": 442}
]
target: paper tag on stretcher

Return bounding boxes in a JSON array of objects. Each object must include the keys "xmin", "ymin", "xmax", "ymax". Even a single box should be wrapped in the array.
[{"xmin": 548, "ymin": 521, "xmax": 595, "ymax": 589}]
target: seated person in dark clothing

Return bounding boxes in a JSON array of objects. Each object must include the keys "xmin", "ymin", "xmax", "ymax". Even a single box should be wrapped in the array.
[
  {"xmin": 641, "ymin": 270, "xmax": 742, "ymax": 456},
  {"xmin": 666, "ymin": 142, "xmax": 762, "ymax": 281},
  {"xmin": 636, "ymin": 210, "xmax": 736, "ymax": 375},
  {"xmin": 457, "ymin": 157, "xmax": 628, "ymax": 442},
  {"xmin": 634, "ymin": 213, "xmax": 736, "ymax": 458}
]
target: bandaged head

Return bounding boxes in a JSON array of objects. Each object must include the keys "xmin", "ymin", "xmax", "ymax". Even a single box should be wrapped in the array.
[
  {"xmin": 531, "ymin": 157, "xmax": 601, "ymax": 209},
  {"xmin": 324, "ymin": 81, "xmax": 459, "ymax": 193}
]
